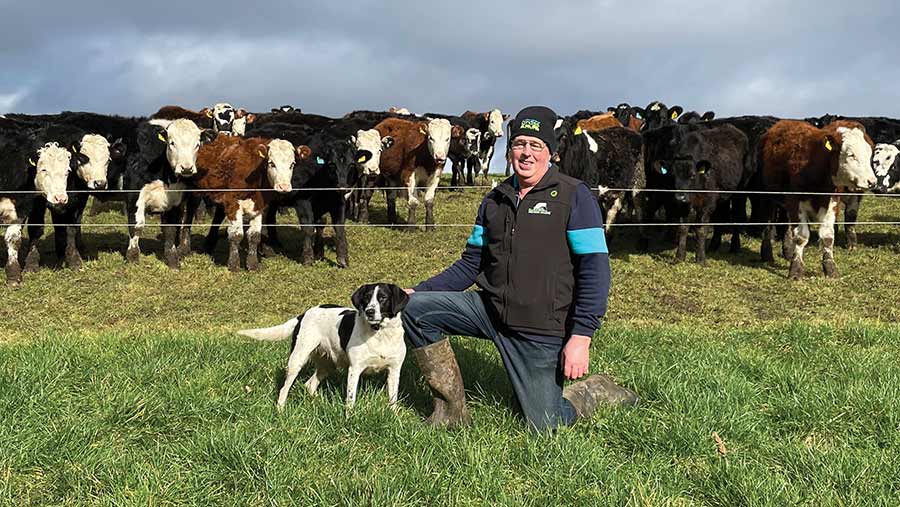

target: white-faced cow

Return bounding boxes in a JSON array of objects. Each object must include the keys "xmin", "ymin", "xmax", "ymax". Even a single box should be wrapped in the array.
[
  {"xmin": 759, "ymin": 120, "xmax": 876, "ymax": 279},
  {"xmin": 123, "ymin": 118, "xmax": 216, "ymax": 268}
]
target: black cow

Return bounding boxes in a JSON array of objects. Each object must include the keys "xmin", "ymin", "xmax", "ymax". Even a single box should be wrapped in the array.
[
  {"xmin": 641, "ymin": 101, "xmax": 684, "ymax": 131},
  {"xmin": 669, "ymin": 124, "xmax": 751, "ymax": 263},
  {"xmin": 556, "ymin": 123, "xmax": 645, "ymax": 239}
]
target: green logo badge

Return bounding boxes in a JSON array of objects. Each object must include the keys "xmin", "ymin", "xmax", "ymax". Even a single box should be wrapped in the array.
[
  {"xmin": 520, "ymin": 119, "xmax": 541, "ymax": 131},
  {"xmin": 527, "ymin": 202, "xmax": 551, "ymax": 215}
]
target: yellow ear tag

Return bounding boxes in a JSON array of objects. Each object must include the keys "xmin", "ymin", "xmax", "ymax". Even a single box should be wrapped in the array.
[
  {"xmin": 157, "ymin": 133, "xmax": 166, "ymax": 143},
  {"xmin": 574, "ymin": 126, "xmax": 583, "ymax": 136},
  {"xmin": 206, "ymin": 109, "xmax": 213, "ymax": 118},
  {"xmin": 357, "ymin": 155, "xmax": 367, "ymax": 163},
  {"xmin": 825, "ymin": 139, "xmax": 833, "ymax": 151},
  {"xmin": 71, "ymin": 145, "xmax": 78, "ymax": 153},
  {"xmin": 258, "ymin": 150, "xmax": 266, "ymax": 158},
  {"xmin": 671, "ymin": 111, "xmax": 679, "ymax": 120},
  {"xmin": 28, "ymin": 158, "xmax": 36, "ymax": 167}
]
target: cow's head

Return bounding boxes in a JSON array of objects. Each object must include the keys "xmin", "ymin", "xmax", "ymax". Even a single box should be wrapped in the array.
[
  {"xmin": 30, "ymin": 142, "xmax": 85, "ymax": 207},
  {"xmin": 873, "ymin": 142, "xmax": 900, "ymax": 193},
  {"xmin": 832, "ymin": 127, "xmax": 876, "ymax": 190},
  {"xmin": 231, "ymin": 108, "xmax": 255, "ymax": 137},
  {"xmin": 212, "ymin": 103, "xmax": 236, "ymax": 133},
  {"xmin": 155, "ymin": 118, "xmax": 216, "ymax": 177},
  {"xmin": 423, "ymin": 118, "xmax": 452, "ymax": 164},
  {"xmin": 672, "ymin": 159, "xmax": 712, "ymax": 205},
  {"xmin": 460, "ymin": 127, "xmax": 481, "ymax": 156},
  {"xmin": 260, "ymin": 139, "xmax": 307, "ymax": 193},
  {"xmin": 71, "ymin": 134, "xmax": 112, "ymax": 190},
  {"xmin": 353, "ymin": 128, "xmax": 391, "ymax": 175},
  {"xmin": 325, "ymin": 138, "xmax": 368, "ymax": 192},
  {"xmin": 486, "ymin": 109, "xmax": 507, "ymax": 138}
]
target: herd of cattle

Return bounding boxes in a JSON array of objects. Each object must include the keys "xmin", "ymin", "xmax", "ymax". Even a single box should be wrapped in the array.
[{"xmin": 1, "ymin": 100, "xmax": 899, "ymax": 286}]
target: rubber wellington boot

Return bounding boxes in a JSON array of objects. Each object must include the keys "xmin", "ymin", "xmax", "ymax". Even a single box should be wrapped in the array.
[
  {"xmin": 563, "ymin": 374, "xmax": 639, "ymax": 419},
  {"xmin": 412, "ymin": 339, "xmax": 471, "ymax": 428}
]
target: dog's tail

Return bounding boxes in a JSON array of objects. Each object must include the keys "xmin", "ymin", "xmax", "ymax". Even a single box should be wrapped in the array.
[{"xmin": 238, "ymin": 315, "xmax": 301, "ymax": 342}]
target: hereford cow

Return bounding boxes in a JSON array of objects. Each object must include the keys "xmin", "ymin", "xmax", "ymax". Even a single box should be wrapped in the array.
[
  {"xmin": 123, "ymin": 118, "xmax": 216, "ymax": 268},
  {"xmin": 759, "ymin": 120, "xmax": 876, "ymax": 279},
  {"xmin": 372, "ymin": 117, "xmax": 454, "ymax": 230},
  {"xmin": 194, "ymin": 135, "xmax": 308, "ymax": 271},
  {"xmin": 1, "ymin": 120, "xmax": 98, "ymax": 285}
]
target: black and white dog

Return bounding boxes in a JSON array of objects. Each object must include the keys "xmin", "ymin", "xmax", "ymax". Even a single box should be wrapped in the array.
[{"xmin": 239, "ymin": 283, "xmax": 410, "ymax": 410}]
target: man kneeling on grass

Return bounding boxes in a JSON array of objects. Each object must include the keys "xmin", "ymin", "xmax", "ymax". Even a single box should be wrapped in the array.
[{"xmin": 402, "ymin": 106, "xmax": 638, "ymax": 432}]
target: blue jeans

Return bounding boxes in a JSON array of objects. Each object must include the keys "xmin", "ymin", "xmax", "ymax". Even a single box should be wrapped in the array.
[{"xmin": 402, "ymin": 291, "xmax": 577, "ymax": 431}]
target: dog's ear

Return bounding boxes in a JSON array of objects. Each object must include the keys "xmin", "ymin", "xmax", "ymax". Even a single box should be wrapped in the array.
[
  {"xmin": 387, "ymin": 284, "xmax": 410, "ymax": 317},
  {"xmin": 351, "ymin": 284, "xmax": 372, "ymax": 312}
]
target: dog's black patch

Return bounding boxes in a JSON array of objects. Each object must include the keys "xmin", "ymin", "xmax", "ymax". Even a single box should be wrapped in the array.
[
  {"xmin": 318, "ymin": 304, "xmax": 342, "ymax": 309},
  {"xmin": 338, "ymin": 310, "xmax": 356, "ymax": 351},
  {"xmin": 290, "ymin": 313, "xmax": 305, "ymax": 351}
]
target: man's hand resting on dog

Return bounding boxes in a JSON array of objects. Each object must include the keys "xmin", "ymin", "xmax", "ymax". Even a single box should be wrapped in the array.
[{"xmin": 561, "ymin": 334, "xmax": 591, "ymax": 380}]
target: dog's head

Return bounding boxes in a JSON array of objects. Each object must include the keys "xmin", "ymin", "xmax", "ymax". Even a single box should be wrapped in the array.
[{"xmin": 350, "ymin": 283, "xmax": 410, "ymax": 328}]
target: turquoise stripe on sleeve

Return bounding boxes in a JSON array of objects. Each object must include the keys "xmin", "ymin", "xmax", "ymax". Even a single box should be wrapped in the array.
[
  {"xmin": 567, "ymin": 227, "xmax": 608, "ymax": 254},
  {"xmin": 467, "ymin": 224, "xmax": 486, "ymax": 247}
]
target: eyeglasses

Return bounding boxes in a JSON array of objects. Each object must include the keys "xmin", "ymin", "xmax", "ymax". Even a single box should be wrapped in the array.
[{"xmin": 510, "ymin": 139, "xmax": 546, "ymax": 152}]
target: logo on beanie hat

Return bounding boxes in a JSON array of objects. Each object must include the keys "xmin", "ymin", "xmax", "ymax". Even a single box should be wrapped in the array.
[{"xmin": 520, "ymin": 119, "xmax": 541, "ymax": 131}]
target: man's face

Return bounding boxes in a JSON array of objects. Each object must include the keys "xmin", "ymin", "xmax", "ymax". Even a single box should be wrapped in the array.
[{"xmin": 509, "ymin": 135, "xmax": 550, "ymax": 181}]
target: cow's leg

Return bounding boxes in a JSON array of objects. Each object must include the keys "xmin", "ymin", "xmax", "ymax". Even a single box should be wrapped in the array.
[
  {"xmin": 604, "ymin": 195, "xmax": 624, "ymax": 241},
  {"xmin": 405, "ymin": 172, "xmax": 419, "ymax": 232},
  {"xmin": 759, "ymin": 200, "xmax": 776, "ymax": 264},
  {"xmin": 4, "ymin": 224, "xmax": 24, "ymax": 286},
  {"xmin": 843, "ymin": 195, "xmax": 860, "ymax": 251},
  {"xmin": 449, "ymin": 160, "xmax": 460, "ymax": 189},
  {"xmin": 263, "ymin": 204, "xmax": 282, "ymax": 252},
  {"xmin": 246, "ymin": 212, "xmax": 263, "ymax": 272},
  {"xmin": 332, "ymin": 199, "xmax": 349, "ymax": 268},
  {"xmin": 728, "ymin": 197, "xmax": 744, "ymax": 254},
  {"xmin": 126, "ymin": 191, "xmax": 147, "ymax": 263},
  {"xmin": 162, "ymin": 207, "xmax": 181, "ymax": 270},
  {"xmin": 313, "ymin": 225, "xmax": 326, "ymax": 260},
  {"xmin": 779, "ymin": 206, "xmax": 795, "ymax": 260},
  {"xmin": 385, "ymin": 187, "xmax": 399, "ymax": 226},
  {"xmin": 821, "ymin": 197, "xmax": 839, "ymax": 278},
  {"xmin": 226, "ymin": 208, "xmax": 244, "ymax": 272},
  {"xmin": 675, "ymin": 218, "xmax": 689, "ymax": 263},
  {"xmin": 423, "ymin": 170, "xmax": 441, "ymax": 232},
  {"xmin": 64, "ymin": 206, "xmax": 85, "ymax": 271},
  {"xmin": 177, "ymin": 194, "xmax": 199, "ymax": 258},
  {"xmin": 203, "ymin": 204, "xmax": 227, "ymax": 255},
  {"xmin": 295, "ymin": 200, "xmax": 315, "ymax": 265},
  {"xmin": 695, "ymin": 209, "xmax": 711, "ymax": 265},
  {"xmin": 788, "ymin": 209, "xmax": 810, "ymax": 281},
  {"xmin": 24, "ymin": 201, "xmax": 46, "ymax": 273},
  {"xmin": 358, "ymin": 178, "xmax": 375, "ymax": 224}
]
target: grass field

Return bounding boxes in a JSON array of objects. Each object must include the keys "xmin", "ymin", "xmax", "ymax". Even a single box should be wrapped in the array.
[{"xmin": 2, "ymin": 183, "xmax": 900, "ymax": 506}]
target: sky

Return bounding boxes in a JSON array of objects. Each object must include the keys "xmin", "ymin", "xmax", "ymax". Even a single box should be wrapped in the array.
[{"xmin": 2, "ymin": 0, "xmax": 898, "ymax": 163}]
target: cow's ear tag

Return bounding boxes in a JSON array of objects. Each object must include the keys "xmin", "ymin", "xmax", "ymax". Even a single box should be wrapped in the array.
[
  {"xmin": 825, "ymin": 139, "xmax": 833, "ymax": 151},
  {"xmin": 258, "ymin": 150, "xmax": 266, "ymax": 158},
  {"xmin": 357, "ymin": 155, "xmax": 367, "ymax": 163},
  {"xmin": 28, "ymin": 158, "xmax": 36, "ymax": 167},
  {"xmin": 670, "ymin": 111, "xmax": 679, "ymax": 120},
  {"xmin": 660, "ymin": 166, "xmax": 668, "ymax": 175},
  {"xmin": 574, "ymin": 126, "xmax": 583, "ymax": 136},
  {"xmin": 157, "ymin": 133, "xmax": 166, "ymax": 143},
  {"xmin": 205, "ymin": 109, "xmax": 213, "ymax": 118},
  {"xmin": 71, "ymin": 145, "xmax": 78, "ymax": 153},
  {"xmin": 317, "ymin": 156, "xmax": 326, "ymax": 165}
]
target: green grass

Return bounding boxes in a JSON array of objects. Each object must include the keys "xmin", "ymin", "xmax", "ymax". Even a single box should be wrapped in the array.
[{"xmin": 1, "ymin": 185, "xmax": 900, "ymax": 505}]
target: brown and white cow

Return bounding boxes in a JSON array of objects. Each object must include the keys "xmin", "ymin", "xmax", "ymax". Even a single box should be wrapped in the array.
[
  {"xmin": 371, "ymin": 117, "xmax": 455, "ymax": 230},
  {"xmin": 759, "ymin": 120, "xmax": 876, "ymax": 279},
  {"xmin": 195, "ymin": 135, "xmax": 310, "ymax": 271}
]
